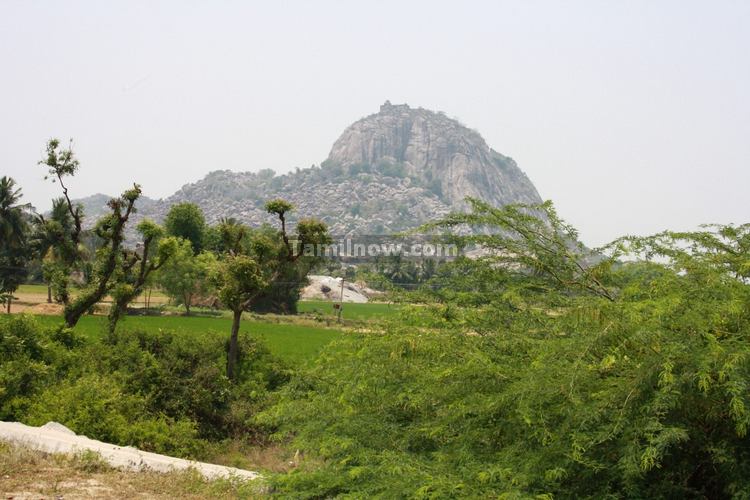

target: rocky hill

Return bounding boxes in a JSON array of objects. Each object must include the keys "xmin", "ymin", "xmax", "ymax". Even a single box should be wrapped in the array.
[{"xmin": 75, "ymin": 102, "xmax": 542, "ymax": 236}]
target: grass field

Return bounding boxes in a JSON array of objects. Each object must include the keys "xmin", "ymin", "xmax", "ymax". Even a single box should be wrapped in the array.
[
  {"xmin": 297, "ymin": 299, "xmax": 400, "ymax": 320},
  {"xmin": 30, "ymin": 314, "xmax": 343, "ymax": 365},
  {"xmin": 12, "ymin": 285, "xmax": 396, "ymax": 364},
  {"xmin": 16, "ymin": 284, "xmax": 395, "ymax": 319},
  {"xmin": 16, "ymin": 284, "xmax": 50, "ymax": 294}
]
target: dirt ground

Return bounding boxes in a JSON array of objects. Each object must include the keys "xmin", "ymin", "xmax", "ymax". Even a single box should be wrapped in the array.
[
  {"xmin": 6, "ymin": 291, "xmax": 169, "ymax": 315},
  {"xmin": 0, "ymin": 442, "xmax": 262, "ymax": 499}
]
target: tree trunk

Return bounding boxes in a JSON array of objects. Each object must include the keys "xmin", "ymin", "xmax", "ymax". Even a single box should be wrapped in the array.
[
  {"xmin": 59, "ymin": 280, "xmax": 70, "ymax": 305},
  {"xmin": 6, "ymin": 297, "xmax": 10, "ymax": 314},
  {"xmin": 47, "ymin": 285, "xmax": 52, "ymax": 303},
  {"xmin": 184, "ymin": 293, "xmax": 192, "ymax": 316},
  {"xmin": 64, "ymin": 294, "xmax": 96, "ymax": 327},
  {"xmin": 62, "ymin": 193, "xmax": 138, "ymax": 328},
  {"xmin": 227, "ymin": 309, "xmax": 242, "ymax": 381},
  {"xmin": 107, "ymin": 298, "xmax": 125, "ymax": 341}
]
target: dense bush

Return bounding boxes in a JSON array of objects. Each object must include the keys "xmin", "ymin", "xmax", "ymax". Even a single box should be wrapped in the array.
[
  {"xmin": 0, "ymin": 315, "xmax": 289, "ymax": 458},
  {"xmin": 262, "ymin": 274, "xmax": 750, "ymax": 497},
  {"xmin": 0, "ymin": 316, "xmax": 82, "ymax": 419},
  {"xmin": 25, "ymin": 374, "xmax": 203, "ymax": 457},
  {"xmin": 259, "ymin": 213, "xmax": 750, "ymax": 498}
]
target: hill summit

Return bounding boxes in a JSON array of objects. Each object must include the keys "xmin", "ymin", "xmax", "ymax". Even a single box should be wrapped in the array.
[{"xmin": 77, "ymin": 102, "xmax": 542, "ymax": 235}]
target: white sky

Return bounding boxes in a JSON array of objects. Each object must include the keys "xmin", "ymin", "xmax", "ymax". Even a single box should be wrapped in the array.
[{"xmin": 1, "ymin": 0, "xmax": 748, "ymax": 246}]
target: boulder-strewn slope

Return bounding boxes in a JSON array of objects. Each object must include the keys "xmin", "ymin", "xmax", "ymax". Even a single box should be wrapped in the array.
[{"xmin": 76, "ymin": 102, "xmax": 542, "ymax": 237}]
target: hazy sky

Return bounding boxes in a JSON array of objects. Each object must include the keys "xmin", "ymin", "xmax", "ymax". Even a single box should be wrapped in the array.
[{"xmin": 1, "ymin": 0, "xmax": 748, "ymax": 246}]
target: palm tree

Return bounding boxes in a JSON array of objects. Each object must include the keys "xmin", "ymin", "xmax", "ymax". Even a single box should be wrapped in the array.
[
  {"xmin": 30, "ymin": 198, "xmax": 77, "ymax": 303},
  {"xmin": 0, "ymin": 176, "xmax": 28, "ymax": 248},
  {"xmin": 218, "ymin": 217, "xmax": 247, "ymax": 255},
  {"xmin": 0, "ymin": 176, "xmax": 30, "ymax": 312}
]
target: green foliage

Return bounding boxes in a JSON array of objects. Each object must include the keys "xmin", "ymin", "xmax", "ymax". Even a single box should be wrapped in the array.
[
  {"xmin": 208, "ymin": 199, "xmax": 330, "ymax": 379},
  {"xmin": 107, "ymin": 222, "xmax": 175, "ymax": 335},
  {"xmin": 164, "ymin": 202, "xmax": 206, "ymax": 254},
  {"xmin": 0, "ymin": 315, "xmax": 288, "ymax": 459},
  {"xmin": 248, "ymin": 219, "xmax": 332, "ymax": 314},
  {"xmin": 0, "ymin": 316, "xmax": 82, "ymax": 419},
  {"xmin": 63, "ymin": 184, "xmax": 142, "ymax": 327},
  {"xmin": 31, "ymin": 198, "xmax": 81, "ymax": 304},
  {"xmin": 0, "ymin": 176, "xmax": 29, "ymax": 251},
  {"xmin": 260, "ymin": 211, "xmax": 750, "ymax": 498},
  {"xmin": 24, "ymin": 374, "xmax": 203, "ymax": 457},
  {"xmin": 31, "ymin": 314, "xmax": 343, "ymax": 366},
  {"xmin": 297, "ymin": 300, "xmax": 401, "ymax": 321},
  {"xmin": 158, "ymin": 241, "xmax": 217, "ymax": 315},
  {"xmin": 0, "ymin": 177, "xmax": 30, "ymax": 309},
  {"xmin": 95, "ymin": 328, "xmax": 288, "ymax": 441},
  {"xmin": 5, "ymin": 157, "xmax": 749, "ymax": 499},
  {"xmin": 39, "ymin": 138, "xmax": 80, "ymax": 179},
  {"xmin": 38, "ymin": 139, "xmax": 84, "ymax": 248},
  {"xmin": 264, "ymin": 199, "xmax": 294, "ymax": 218},
  {"xmin": 34, "ymin": 139, "xmax": 144, "ymax": 326},
  {"xmin": 215, "ymin": 255, "xmax": 267, "ymax": 313},
  {"xmin": 215, "ymin": 217, "xmax": 248, "ymax": 255},
  {"xmin": 136, "ymin": 218, "xmax": 164, "ymax": 241},
  {"xmin": 421, "ymin": 198, "xmax": 615, "ymax": 304},
  {"xmin": 0, "ymin": 316, "xmax": 53, "ymax": 419}
]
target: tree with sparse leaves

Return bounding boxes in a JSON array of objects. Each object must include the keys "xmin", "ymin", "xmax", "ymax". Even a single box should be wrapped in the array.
[
  {"xmin": 107, "ymin": 220, "xmax": 177, "ymax": 337},
  {"xmin": 39, "ymin": 138, "xmax": 142, "ymax": 327}
]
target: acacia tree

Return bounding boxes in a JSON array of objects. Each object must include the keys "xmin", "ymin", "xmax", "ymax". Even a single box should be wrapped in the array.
[
  {"xmin": 107, "ymin": 220, "xmax": 177, "ymax": 337},
  {"xmin": 40, "ymin": 138, "xmax": 142, "ymax": 327},
  {"xmin": 214, "ymin": 199, "xmax": 330, "ymax": 380},
  {"xmin": 421, "ymin": 198, "xmax": 616, "ymax": 305},
  {"xmin": 263, "ymin": 210, "xmax": 750, "ymax": 498}
]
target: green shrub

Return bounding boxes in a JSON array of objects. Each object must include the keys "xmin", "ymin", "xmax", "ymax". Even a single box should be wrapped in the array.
[
  {"xmin": 0, "ymin": 315, "xmax": 81, "ymax": 420},
  {"xmin": 26, "ymin": 374, "xmax": 140, "ymax": 443},
  {"xmin": 0, "ymin": 315, "xmax": 289, "ymax": 459},
  {"xmin": 97, "ymin": 328, "xmax": 289, "ymax": 440},
  {"xmin": 260, "ymin": 222, "xmax": 750, "ymax": 498}
]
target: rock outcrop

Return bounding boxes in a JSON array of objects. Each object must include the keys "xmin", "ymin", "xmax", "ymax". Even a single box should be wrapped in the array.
[
  {"xmin": 328, "ymin": 101, "xmax": 541, "ymax": 209},
  {"xmin": 301, "ymin": 275, "xmax": 382, "ymax": 303},
  {"xmin": 75, "ymin": 102, "xmax": 542, "ymax": 239}
]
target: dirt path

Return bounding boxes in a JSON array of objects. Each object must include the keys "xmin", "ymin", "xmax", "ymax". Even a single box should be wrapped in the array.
[{"xmin": 6, "ymin": 290, "xmax": 169, "ymax": 315}]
